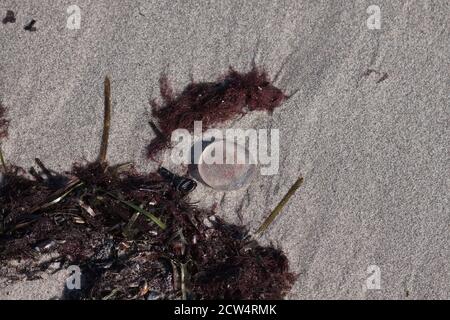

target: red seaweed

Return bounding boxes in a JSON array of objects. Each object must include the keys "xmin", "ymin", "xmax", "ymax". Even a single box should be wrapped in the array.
[
  {"xmin": 0, "ymin": 160, "xmax": 296, "ymax": 299},
  {"xmin": 148, "ymin": 66, "xmax": 287, "ymax": 158}
]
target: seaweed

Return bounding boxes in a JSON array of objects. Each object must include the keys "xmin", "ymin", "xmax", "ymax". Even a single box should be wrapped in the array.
[
  {"xmin": 147, "ymin": 66, "xmax": 287, "ymax": 158},
  {"xmin": 0, "ymin": 77, "xmax": 296, "ymax": 300},
  {"xmin": 0, "ymin": 159, "xmax": 295, "ymax": 299}
]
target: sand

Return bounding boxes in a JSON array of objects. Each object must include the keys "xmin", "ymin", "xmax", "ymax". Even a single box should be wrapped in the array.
[{"xmin": 0, "ymin": 0, "xmax": 449, "ymax": 299}]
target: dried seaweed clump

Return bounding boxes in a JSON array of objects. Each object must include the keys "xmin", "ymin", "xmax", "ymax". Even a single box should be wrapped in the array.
[
  {"xmin": 148, "ymin": 66, "xmax": 287, "ymax": 158},
  {"xmin": 0, "ymin": 160, "xmax": 295, "ymax": 299},
  {"xmin": 0, "ymin": 103, "xmax": 9, "ymax": 140}
]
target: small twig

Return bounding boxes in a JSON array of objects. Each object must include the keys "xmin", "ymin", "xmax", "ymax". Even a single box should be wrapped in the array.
[
  {"xmin": 29, "ymin": 166, "xmax": 44, "ymax": 182},
  {"xmin": 0, "ymin": 143, "xmax": 7, "ymax": 173},
  {"xmin": 171, "ymin": 260, "xmax": 180, "ymax": 291},
  {"xmin": 102, "ymin": 288, "xmax": 119, "ymax": 300},
  {"xmin": 376, "ymin": 72, "xmax": 389, "ymax": 84},
  {"xmin": 30, "ymin": 179, "xmax": 83, "ymax": 213},
  {"xmin": 180, "ymin": 262, "xmax": 190, "ymax": 300},
  {"xmin": 256, "ymin": 176, "xmax": 304, "ymax": 235},
  {"xmin": 286, "ymin": 88, "xmax": 300, "ymax": 99},
  {"xmin": 148, "ymin": 121, "xmax": 164, "ymax": 140},
  {"xmin": 99, "ymin": 76, "xmax": 111, "ymax": 164},
  {"xmin": 35, "ymin": 158, "xmax": 53, "ymax": 178}
]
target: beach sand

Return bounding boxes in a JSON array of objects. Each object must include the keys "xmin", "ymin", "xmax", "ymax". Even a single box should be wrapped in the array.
[{"xmin": 0, "ymin": 0, "xmax": 449, "ymax": 299}]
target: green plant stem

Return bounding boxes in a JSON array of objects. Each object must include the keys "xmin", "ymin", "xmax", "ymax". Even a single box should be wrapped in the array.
[
  {"xmin": 256, "ymin": 176, "xmax": 304, "ymax": 235},
  {"xmin": 99, "ymin": 76, "xmax": 111, "ymax": 164},
  {"xmin": 105, "ymin": 191, "xmax": 167, "ymax": 230},
  {"xmin": 0, "ymin": 144, "xmax": 7, "ymax": 173}
]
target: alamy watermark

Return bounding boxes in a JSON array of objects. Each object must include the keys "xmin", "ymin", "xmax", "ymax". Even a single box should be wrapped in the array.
[
  {"xmin": 366, "ymin": 5, "xmax": 381, "ymax": 30},
  {"xmin": 66, "ymin": 5, "xmax": 81, "ymax": 30},
  {"xmin": 170, "ymin": 121, "xmax": 280, "ymax": 175},
  {"xmin": 364, "ymin": 264, "xmax": 381, "ymax": 291},
  {"xmin": 66, "ymin": 265, "xmax": 81, "ymax": 290}
]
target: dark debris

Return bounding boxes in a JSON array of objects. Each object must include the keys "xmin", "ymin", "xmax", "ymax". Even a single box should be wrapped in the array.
[
  {"xmin": 147, "ymin": 66, "xmax": 287, "ymax": 159},
  {"xmin": 0, "ymin": 160, "xmax": 295, "ymax": 300}
]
